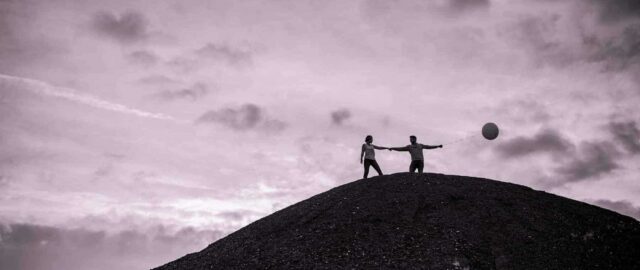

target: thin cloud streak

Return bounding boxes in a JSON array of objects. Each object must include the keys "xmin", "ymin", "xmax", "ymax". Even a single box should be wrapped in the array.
[{"xmin": 0, "ymin": 74, "xmax": 180, "ymax": 122}]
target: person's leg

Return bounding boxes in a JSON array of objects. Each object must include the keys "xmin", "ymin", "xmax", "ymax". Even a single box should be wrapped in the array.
[
  {"xmin": 371, "ymin": 160, "xmax": 383, "ymax": 176},
  {"xmin": 409, "ymin": 161, "xmax": 417, "ymax": 173},
  {"xmin": 363, "ymin": 159, "xmax": 371, "ymax": 179},
  {"xmin": 417, "ymin": 160, "xmax": 424, "ymax": 173}
]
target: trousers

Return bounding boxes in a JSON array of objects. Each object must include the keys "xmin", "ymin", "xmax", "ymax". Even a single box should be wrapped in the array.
[{"xmin": 363, "ymin": 159, "xmax": 383, "ymax": 179}]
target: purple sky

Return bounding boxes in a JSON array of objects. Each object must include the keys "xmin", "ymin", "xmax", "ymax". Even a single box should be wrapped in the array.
[{"xmin": 1, "ymin": 0, "xmax": 640, "ymax": 269}]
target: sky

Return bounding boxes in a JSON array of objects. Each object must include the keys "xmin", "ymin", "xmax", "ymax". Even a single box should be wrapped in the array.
[{"xmin": 1, "ymin": 0, "xmax": 640, "ymax": 269}]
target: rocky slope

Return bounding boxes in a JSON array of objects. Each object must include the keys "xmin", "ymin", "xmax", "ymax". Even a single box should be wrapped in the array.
[{"xmin": 153, "ymin": 173, "xmax": 640, "ymax": 269}]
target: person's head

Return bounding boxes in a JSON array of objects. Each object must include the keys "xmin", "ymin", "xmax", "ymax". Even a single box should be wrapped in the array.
[
  {"xmin": 365, "ymin": 135, "xmax": 373, "ymax": 143},
  {"xmin": 409, "ymin": 135, "xmax": 417, "ymax": 144}
]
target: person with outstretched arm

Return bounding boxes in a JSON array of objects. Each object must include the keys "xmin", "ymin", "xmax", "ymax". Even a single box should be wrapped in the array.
[
  {"xmin": 360, "ymin": 135, "xmax": 388, "ymax": 179},
  {"xmin": 388, "ymin": 135, "xmax": 443, "ymax": 173}
]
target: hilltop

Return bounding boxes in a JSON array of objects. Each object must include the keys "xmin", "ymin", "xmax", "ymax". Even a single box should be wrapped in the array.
[{"xmin": 153, "ymin": 173, "xmax": 640, "ymax": 269}]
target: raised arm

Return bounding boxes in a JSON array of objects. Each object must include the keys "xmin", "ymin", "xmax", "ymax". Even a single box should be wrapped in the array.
[
  {"xmin": 422, "ymin": 144, "xmax": 443, "ymax": 149},
  {"xmin": 388, "ymin": 146, "xmax": 409, "ymax": 151}
]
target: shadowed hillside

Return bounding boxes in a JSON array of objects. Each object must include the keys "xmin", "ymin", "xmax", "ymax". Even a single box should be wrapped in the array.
[{"xmin": 153, "ymin": 173, "xmax": 640, "ymax": 269}]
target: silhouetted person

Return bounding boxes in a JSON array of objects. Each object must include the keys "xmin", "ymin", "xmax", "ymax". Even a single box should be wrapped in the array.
[
  {"xmin": 389, "ymin": 135, "xmax": 442, "ymax": 173},
  {"xmin": 361, "ymin": 135, "xmax": 388, "ymax": 179}
]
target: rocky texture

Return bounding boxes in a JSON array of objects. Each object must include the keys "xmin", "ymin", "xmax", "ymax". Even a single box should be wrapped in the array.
[{"xmin": 153, "ymin": 173, "xmax": 640, "ymax": 269}]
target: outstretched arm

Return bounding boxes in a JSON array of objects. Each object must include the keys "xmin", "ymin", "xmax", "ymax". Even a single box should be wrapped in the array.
[
  {"xmin": 422, "ymin": 144, "xmax": 443, "ymax": 149},
  {"xmin": 360, "ymin": 144, "xmax": 365, "ymax": 164},
  {"xmin": 372, "ymin": 144, "xmax": 388, "ymax": 150},
  {"xmin": 388, "ymin": 146, "xmax": 409, "ymax": 151}
]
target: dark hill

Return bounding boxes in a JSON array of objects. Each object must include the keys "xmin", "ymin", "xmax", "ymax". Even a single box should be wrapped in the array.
[{"xmin": 153, "ymin": 173, "xmax": 640, "ymax": 269}]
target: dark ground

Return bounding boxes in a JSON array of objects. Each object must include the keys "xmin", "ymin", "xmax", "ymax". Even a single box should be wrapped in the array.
[{"xmin": 153, "ymin": 173, "xmax": 640, "ymax": 270}]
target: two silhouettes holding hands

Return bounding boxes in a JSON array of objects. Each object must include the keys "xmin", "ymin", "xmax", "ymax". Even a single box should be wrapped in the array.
[{"xmin": 360, "ymin": 135, "xmax": 443, "ymax": 179}]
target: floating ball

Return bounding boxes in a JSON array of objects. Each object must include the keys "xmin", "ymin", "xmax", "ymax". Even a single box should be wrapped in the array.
[{"xmin": 482, "ymin": 122, "xmax": 499, "ymax": 140}]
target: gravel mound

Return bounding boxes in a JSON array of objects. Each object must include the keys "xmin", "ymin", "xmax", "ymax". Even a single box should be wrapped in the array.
[{"xmin": 153, "ymin": 173, "xmax": 640, "ymax": 269}]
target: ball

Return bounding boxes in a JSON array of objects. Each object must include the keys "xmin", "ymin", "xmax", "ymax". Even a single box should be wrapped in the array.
[{"xmin": 482, "ymin": 122, "xmax": 499, "ymax": 140}]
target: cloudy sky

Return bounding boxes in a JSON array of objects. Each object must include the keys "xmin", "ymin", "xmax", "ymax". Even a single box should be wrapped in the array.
[{"xmin": 1, "ymin": 0, "xmax": 640, "ymax": 269}]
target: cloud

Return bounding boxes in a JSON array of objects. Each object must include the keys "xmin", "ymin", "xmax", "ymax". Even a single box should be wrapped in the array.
[
  {"xmin": 199, "ymin": 104, "xmax": 261, "ymax": 129},
  {"xmin": 362, "ymin": 0, "xmax": 488, "ymax": 18},
  {"xmin": 215, "ymin": 210, "xmax": 262, "ymax": 222},
  {"xmin": 496, "ymin": 99, "xmax": 551, "ymax": 123},
  {"xmin": 0, "ymin": 1, "xmax": 66, "ymax": 73},
  {"xmin": 330, "ymin": 109, "xmax": 351, "ymax": 125},
  {"xmin": 609, "ymin": 120, "xmax": 640, "ymax": 154},
  {"xmin": 262, "ymin": 119, "xmax": 288, "ymax": 132},
  {"xmin": 502, "ymin": 13, "xmax": 588, "ymax": 67},
  {"xmin": 0, "ymin": 74, "xmax": 177, "ymax": 121},
  {"xmin": 592, "ymin": 0, "xmax": 640, "ymax": 22},
  {"xmin": 592, "ymin": 199, "xmax": 640, "ymax": 220},
  {"xmin": 195, "ymin": 43, "xmax": 252, "ymax": 66},
  {"xmin": 495, "ymin": 129, "xmax": 574, "ymax": 158},
  {"xmin": 197, "ymin": 103, "xmax": 286, "ymax": 131},
  {"xmin": 496, "ymin": 129, "xmax": 626, "ymax": 186},
  {"xmin": 554, "ymin": 141, "xmax": 620, "ymax": 183},
  {"xmin": 90, "ymin": 10, "xmax": 149, "ymax": 44},
  {"xmin": 168, "ymin": 43, "xmax": 253, "ymax": 72},
  {"xmin": 137, "ymin": 75, "xmax": 179, "ymax": 85},
  {"xmin": 449, "ymin": 0, "xmax": 490, "ymax": 11},
  {"xmin": 0, "ymin": 175, "xmax": 8, "ymax": 188},
  {"xmin": 0, "ymin": 223, "xmax": 222, "ymax": 270},
  {"xmin": 127, "ymin": 50, "xmax": 158, "ymax": 66},
  {"xmin": 593, "ymin": 24, "xmax": 640, "ymax": 69},
  {"xmin": 156, "ymin": 83, "xmax": 208, "ymax": 101},
  {"xmin": 512, "ymin": 16, "xmax": 559, "ymax": 53}
]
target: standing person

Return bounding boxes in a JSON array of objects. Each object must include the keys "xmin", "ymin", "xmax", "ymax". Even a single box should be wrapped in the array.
[
  {"xmin": 389, "ymin": 135, "xmax": 443, "ymax": 173},
  {"xmin": 360, "ymin": 135, "xmax": 388, "ymax": 179}
]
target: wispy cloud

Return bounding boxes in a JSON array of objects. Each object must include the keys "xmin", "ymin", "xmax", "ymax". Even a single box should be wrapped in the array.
[
  {"xmin": 495, "ymin": 129, "xmax": 574, "ymax": 158},
  {"xmin": 156, "ymin": 83, "xmax": 208, "ymax": 101},
  {"xmin": 592, "ymin": 0, "xmax": 640, "ymax": 22},
  {"xmin": 554, "ymin": 141, "xmax": 621, "ymax": 184},
  {"xmin": 168, "ymin": 42, "xmax": 253, "ymax": 72},
  {"xmin": 197, "ymin": 103, "xmax": 286, "ymax": 132},
  {"xmin": 90, "ymin": 10, "xmax": 149, "ymax": 44},
  {"xmin": 609, "ymin": 121, "xmax": 640, "ymax": 154},
  {"xmin": 127, "ymin": 50, "xmax": 159, "ymax": 67},
  {"xmin": 0, "ymin": 223, "xmax": 222, "ymax": 270},
  {"xmin": 330, "ymin": 109, "xmax": 351, "ymax": 126},
  {"xmin": 195, "ymin": 43, "xmax": 252, "ymax": 66},
  {"xmin": 0, "ymin": 74, "xmax": 177, "ymax": 121}
]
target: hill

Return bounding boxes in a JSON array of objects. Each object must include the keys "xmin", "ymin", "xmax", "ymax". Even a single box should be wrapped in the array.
[{"xmin": 153, "ymin": 173, "xmax": 640, "ymax": 269}]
